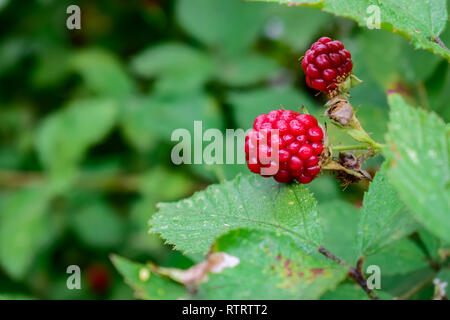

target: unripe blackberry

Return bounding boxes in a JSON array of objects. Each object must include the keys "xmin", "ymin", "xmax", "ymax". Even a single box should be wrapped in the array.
[
  {"xmin": 301, "ymin": 36, "xmax": 353, "ymax": 95},
  {"xmin": 245, "ymin": 109, "xmax": 324, "ymax": 184}
]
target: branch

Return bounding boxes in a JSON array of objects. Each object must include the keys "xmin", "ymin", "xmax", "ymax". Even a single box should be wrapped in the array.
[
  {"xmin": 318, "ymin": 245, "xmax": 345, "ymax": 266},
  {"xmin": 433, "ymin": 37, "xmax": 448, "ymax": 50},
  {"xmin": 318, "ymin": 246, "xmax": 378, "ymax": 300},
  {"xmin": 348, "ymin": 266, "xmax": 379, "ymax": 300}
]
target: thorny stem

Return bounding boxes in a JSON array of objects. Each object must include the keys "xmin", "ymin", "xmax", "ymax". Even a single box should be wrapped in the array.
[{"xmin": 318, "ymin": 246, "xmax": 378, "ymax": 300}]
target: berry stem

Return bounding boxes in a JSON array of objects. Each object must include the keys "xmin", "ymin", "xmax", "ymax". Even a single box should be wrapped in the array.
[
  {"xmin": 331, "ymin": 144, "xmax": 370, "ymax": 152},
  {"xmin": 332, "ymin": 111, "xmax": 384, "ymax": 154},
  {"xmin": 321, "ymin": 160, "xmax": 365, "ymax": 179}
]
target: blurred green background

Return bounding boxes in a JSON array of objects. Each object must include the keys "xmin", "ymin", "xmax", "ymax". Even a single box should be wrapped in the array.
[{"xmin": 0, "ymin": 0, "xmax": 448, "ymax": 299}]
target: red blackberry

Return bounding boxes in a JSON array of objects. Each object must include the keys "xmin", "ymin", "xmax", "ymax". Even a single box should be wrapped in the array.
[
  {"xmin": 245, "ymin": 109, "xmax": 324, "ymax": 184},
  {"xmin": 301, "ymin": 36, "xmax": 353, "ymax": 95}
]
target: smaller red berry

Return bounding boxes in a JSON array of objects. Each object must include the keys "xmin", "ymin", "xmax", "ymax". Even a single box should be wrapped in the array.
[{"xmin": 301, "ymin": 36, "xmax": 353, "ymax": 95}]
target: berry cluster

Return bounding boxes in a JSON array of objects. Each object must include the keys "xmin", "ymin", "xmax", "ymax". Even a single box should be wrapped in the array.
[
  {"xmin": 301, "ymin": 36, "xmax": 353, "ymax": 94},
  {"xmin": 245, "ymin": 109, "xmax": 324, "ymax": 184}
]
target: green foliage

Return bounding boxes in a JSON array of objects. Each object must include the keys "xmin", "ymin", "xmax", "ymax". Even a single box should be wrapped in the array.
[
  {"xmin": 256, "ymin": 0, "xmax": 450, "ymax": 59},
  {"xmin": 177, "ymin": 0, "xmax": 267, "ymax": 54},
  {"xmin": 151, "ymin": 174, "xmax": 322, "ymax": 254},
  {"xmin": 384, "ymin": 94, "xmax": 450, "ymax": 242},
  {"xmin": 319, "ymin": 200, "xmax": 359, "ymax": 264},
  {"xmin": 199, "ymin": 229, "xmax": 347, "ymax": 299},
  {"xmin": 0, "ymin": 0, "xmax": 449, "ymax": 301},
  {"xmin": 357, "ymin": 166, "xmax": 418, "ymax": 256},
  {"xmin": 111, "ymin": 255, "xmax": 187, "ymax": 300},
  {"xmin": 0, "ymin": 186, "xmax": 57, "ymax": 280},
  {"xmin": 215, "ymin": 52, "xmax": 281, "ymax": 86},
  {"xmin": 229, "ymin": 86, "xmax": 319, "ymax": 129},
  {"xmin": 264, "ymin": 6, "xmax": 330, "ymax": 51},
  {"xmin": 359, "ymin": 29, "xmax": 441, "ymax": 88},
  {"xmin": 365, "ymin": 238, "xmax": 429, "ymax": 276},
  {"xmin": 435, "ymin": 269, "xmax": 450, "ymax": 286},
  {"xmin": 130, "ymin": 43, "xmax": 214, "ymax": 93},
  {"xmin": 71, "ymin": 201, "xmax": 126, "ymax": 249},
  {"xmin": 35, "ymin": 98, "xmax": 118, "ymax": 178},
  {"xmin": 71, "ymin": 49, "xmax": 135, "ymax": 98}
]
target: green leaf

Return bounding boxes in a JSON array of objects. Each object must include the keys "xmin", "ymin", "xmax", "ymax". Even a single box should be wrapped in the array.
[
  {"xmin": 120, "ymin": 93, "xmax": 222, "ymax": 146},
  {"xmin": 365, "ymin": 238, "xmax": 429, "ymax": 276},
  {"xmin": 263, "ymin": 5, "xmax": 330, "ymax": 51},
  {"xmin": 71, "ymin": 49, "xmax": 135, "ymax": 97},
  {"xmin": 138, "ymin": 167, "xmax": 196, "ymax": 201},
  {"xmin": 353, "ymin": 105, "xmax": 389, "ymax": 145},
  {"xmin": 198, "ymin": 229, "xmax": 347, "ymax": 299},
  {"xmin": 0, "ymin": 186, "xmax": 56, "ymax": 280},
  {"xmin": 111, "ymin": 255, "xmax": 187, "ymax": 300},
  {"xmin": 308, "ymin": 176, "xmax": 342, "ymax": 202},
  {"xmin": 214, "ymin": 52, "xmax": 281, "ymax": 86},
  {"xmin": 35, "ymin": 98, "xmax": 118, "ymax": 176},
  {"xmin": 130, "ymin": 43, "xmax": 214, "ymax": 93},
  {"xmin": 325, "ymin": 0, "xmax": 449, "ymax": 59},
  {"xmin": 176, "ymin": 0, "xmax": 267, "ymax": 54},
  {"xmin": 254, "ymin": 0, "xmax": 450, "ymax": 59},
  {"xmin": 359, "ymin": 30, "xmax": 403, "ymax": 89},
  {"xmin": 418, "ymin": 229, "xmax": 443, "ymax": 262},
  {"xmin": 228, "ymin": 86, "xmax": 319, "ymax": 129},
  {"xmin": 357, "ymin": 165, "xmax": 418, "ymax": 256},
  {"xmin": 359, "ymin": 29, "xmax": 441, "ymax": 89},
  {"xmin": 32, "ymin": 47, "xmax": 70, "ymax": 88},
  {"xmin": 150, "ymin": 174, "xmax": 323, "ymax": 254},
  {"xmin": 0, "ymin": 38, "xmax": 28, "ymax": 76},
  {"xmin": 0, "ymin": 0, "xmax": 10, "ymax": 11},
  {"xmin": 71, "ymin": 201, "xmax": 126, "ymax": 249},
  {"xmin": 380, "ymin": 266, "xmax": 436, "ymax": 298},
  {"xmin": 319, "ymin": 200, "xmax": 359, "ymax": 264},
  {"xmin": 434, "ymin": 269, "xmax": 450, "ymax": 287},
  {"xmin": 118, "ymin": 97, "xmax": 158, "ymax": 152},
  {"xmin": 427, "ymin": 62, "xmax": 450, "ymax": 122},
  {"xmin": 384, "ymin": 93, "xmax": 450, "ymax": 243}
]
